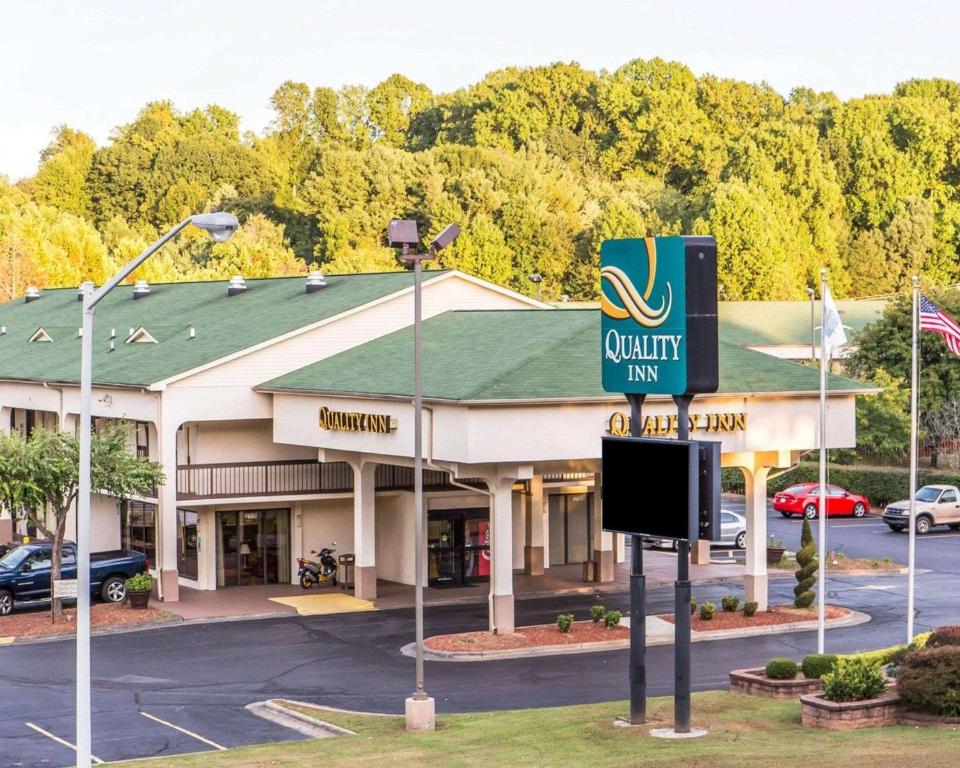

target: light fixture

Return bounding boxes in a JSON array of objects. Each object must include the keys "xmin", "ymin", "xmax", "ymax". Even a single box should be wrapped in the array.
[
  {"xmin": 387, "ymin": 219, "xmax": 420, "ymax": 248},
  {"xmin": 191, "ymin": 212, "xmax": 240, "ymax": 243},
  {"xmin": 429, "ymin": 223, "xmax": 461, "ymax": 252},
  {"xmin": 77, "ymin": 281, "xmax": 95, "ymax": 302}
]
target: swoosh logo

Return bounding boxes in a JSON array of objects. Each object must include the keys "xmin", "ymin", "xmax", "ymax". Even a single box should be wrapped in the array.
[{"xmin": 600, "ymin": 237, "xmax": 672, "ymax": 327}]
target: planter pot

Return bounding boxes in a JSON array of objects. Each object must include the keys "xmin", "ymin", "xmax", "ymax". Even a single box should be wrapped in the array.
[
  {"xmin": 767, "ymin": 547, "xmax": 786, "ymax": 566},
  {"xmin": 729, "ymin": 668, "xmax": 823, "ymax": 699},
  {"xmin": 800, "ymin": 689, "xmax": 900, "ymax": 730},
  {"xmin": 127, "ymin": 589, "xmax": 151, "ymax": 610}
]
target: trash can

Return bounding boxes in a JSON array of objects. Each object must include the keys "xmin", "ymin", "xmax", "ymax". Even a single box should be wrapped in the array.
[{"xmin": 338, "ymin": 554, "xmax": 356, "ymax": 590}]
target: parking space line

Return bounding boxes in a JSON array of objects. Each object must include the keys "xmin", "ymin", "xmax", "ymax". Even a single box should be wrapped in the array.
[
  {"xmin": 25, "ymin": 722, "xmax": 104, "ymax": 764},
  {"xmin": 140, "ymin": 710, "xmax": 227, "ymax": 750}
]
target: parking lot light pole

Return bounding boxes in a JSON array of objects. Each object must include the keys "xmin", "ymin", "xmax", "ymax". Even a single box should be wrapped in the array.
[{"xmin": 75, "ymin": 212, "xmax": 238, "ymax": 768}]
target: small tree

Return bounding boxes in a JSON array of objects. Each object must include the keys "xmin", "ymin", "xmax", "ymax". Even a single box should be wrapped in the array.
[
  {"xmin": 0, "ymin": 424, "xmax": 163, "ymax": 623},
  {"xmin": 794, "ymin": 516, "xmax": 818, "ymax": 608}
]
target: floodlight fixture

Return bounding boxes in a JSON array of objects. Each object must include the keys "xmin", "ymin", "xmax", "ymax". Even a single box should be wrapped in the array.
[
  {"xmin": 528, "ymin": 273, "xmax": 543, "ymax": 284},
  {"xmin": 429, "ymin": 223, "xmax": 461, "ymax": 252},
  {"xmin": 388, "ymin": 219, "xmax": 421, "ymax": 248},
  {"xmin": 191, "ymin": 211, "xmax": 240, "ymax": 243}
]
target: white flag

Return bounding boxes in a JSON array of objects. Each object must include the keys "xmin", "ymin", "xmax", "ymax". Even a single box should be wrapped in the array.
[{"xmin": 822, "ymin": 284, "xmax": 848, "ymax": 359}]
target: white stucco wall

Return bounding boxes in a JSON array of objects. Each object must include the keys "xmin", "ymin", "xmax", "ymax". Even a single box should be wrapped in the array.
[
  {"xmin": 300, "ymin": 497, "xmax": 354, "ymax": 561},
  {"xmin": 376, "ymin": 492, "xmax": 415, "ymax": 585}
]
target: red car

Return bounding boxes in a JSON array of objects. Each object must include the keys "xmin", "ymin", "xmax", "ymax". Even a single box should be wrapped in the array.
[{"xmin": 773, "ymin": 483, "xmax": 870, "ymax": 519}]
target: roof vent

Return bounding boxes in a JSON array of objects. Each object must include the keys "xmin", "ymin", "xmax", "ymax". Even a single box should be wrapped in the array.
[
  {"xmin": 24, "ymin": 286, "xmax": 41, "ymax": 303},
  {"xmin": 227, "ymin": 275, "xmax": 248, "ymax": 297},
  {"xmin": 29, "ymin": 328, "xmax": 53, "ymax": 343},
  {"xmin": 306, "ymin": 270, "xmax": 328, "ymax": 294},
  {"xmin": 133, "ymin": 279, "xmax": 151, "ymax": 300},
  {"xmin": 77, "ymin": 281, "xmax": 95, "ymax": 302}
]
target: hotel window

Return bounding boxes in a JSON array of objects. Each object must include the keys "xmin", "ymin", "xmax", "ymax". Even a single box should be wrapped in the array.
[
  {"xmin": 121, "ymin": 500, "xmax": 156, "ymax": 568},
  {"xmin": 135, "ymin": 422, "xmax": 150, "ymax": 459}
]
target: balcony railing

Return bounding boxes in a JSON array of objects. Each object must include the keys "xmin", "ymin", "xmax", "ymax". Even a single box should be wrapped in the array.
[{"xmin": 176, "ymin": 459, "xmax": 487, "ymax": 501}]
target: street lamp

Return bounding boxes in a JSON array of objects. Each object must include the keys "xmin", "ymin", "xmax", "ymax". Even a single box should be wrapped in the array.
[
  {"xmin": 528, "ymin": 273, "xmax": 543, "ymax": 301},
  {"xmin": 75, "ymin": 212, "xmax": 238, "ymax": 768},
  {"xmin": 388, "ymin": 219, "xmax": 460, "ymax": 733}
]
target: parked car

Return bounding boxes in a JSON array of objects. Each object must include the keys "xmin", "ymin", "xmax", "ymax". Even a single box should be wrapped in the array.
[
  {"xmin": 647, "ymin": 509, "xmax": 746, "ymax": 550},
  {"xmin": 773, "ymin": 483, "xmax": 870, "ymax": 519},
  {"xmin": 0, "ymin": 541, "xmax": 148, "ymax": 615},
  {"xmin": 883, "ymin": 484, "xmax": 960, "ymax": 534}
]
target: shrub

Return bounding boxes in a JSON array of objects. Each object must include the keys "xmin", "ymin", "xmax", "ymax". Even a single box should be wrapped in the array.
[
  {"xmin": 690, "ymin": 597, "xmax": 698, "ymax": 615},
  {"xmin": 124, "ymin": 571, "xmax": 153, "ymax": 591},
  {"xmin": 699, "ymin": 602, "xmax": 716, "ymax": 621},
  {"xmin": 821, "ymin": 657, "xmax": 887, "ymax": 702},
  {"xmin": 721, "ymin": 595, "xmax": 740, "ymax": 612},
  {"xmin": 776, "ymin": 553, "xmax": 792, "ymax": 569},
  {"xmin": 590, "ymin": 605, "xmax": 606, "ymax": 623},
  {"xmin": 927, "ymin": 626, "xmax": 960, "ymax": 648},
  {"xmin": 802, "ymin": 653, "xmax": 839, "ymax": 679},
  {"xmin": 896, "ymin": 646, "xmax": 960, "ymax": 716},
  {"xmin": 794, "ymin": 517, "xmax": 817, "ymax": 609},
  {"xmin": 743, "ymin": 601, "xmax": 758, "ymax": 617},
  {"xmin": 603, "ymin": 610, "xmax": 622, "ymax": 629},
  {"xmin": 557, "ymin": 613, "xmax": 574, "ymax": 633},
  {"xmin": 764, "ymin": 658, "xmax": 799, "ymax": 680}
]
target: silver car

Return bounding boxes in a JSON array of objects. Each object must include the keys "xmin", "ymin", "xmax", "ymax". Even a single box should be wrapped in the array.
[{"xmin": 647, "ymin": 509, "xmax": 746, "ymax": 550}]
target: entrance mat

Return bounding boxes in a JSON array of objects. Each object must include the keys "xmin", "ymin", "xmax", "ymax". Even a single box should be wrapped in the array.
[{"xmin": 268, "ymin": 593, "xmax": 376, "ymax": 616}]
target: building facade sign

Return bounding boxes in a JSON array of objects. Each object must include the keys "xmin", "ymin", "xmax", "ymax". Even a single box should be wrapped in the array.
[
  {"xmin": 318, "ymin": 406, "xmax": 395, "ymax": 434},
  {"xmin": 606, "ymin": 411, "xmax": 746, "ymax": 437}
]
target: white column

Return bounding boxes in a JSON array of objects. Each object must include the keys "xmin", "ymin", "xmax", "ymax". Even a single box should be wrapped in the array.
[
  {"xmin": 489, "ymin": 475, "xmax": 515, "ymax": 633},
  {"xmin": 157, "ymin": 419, "xmax": 179, "ymax": 601},
  {"xmin": 352, "ymin": 461, "xmax": 377, "ymax": 599},
  {"xmin": 741, "ymin": 465, "xmax": 771, "ymax": 611},
  {"xmin": 592, "ymin": 472, "xmax": 614, "ymax": 581},
  {"xmin": 523, "ymin": 476, "xmax": 545, "ymax": 575}
]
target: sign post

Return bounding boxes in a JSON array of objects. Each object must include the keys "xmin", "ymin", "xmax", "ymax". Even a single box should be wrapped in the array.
[{"xmin": 600, "ymin": 235, "xmax": 718, "ymax": 736}]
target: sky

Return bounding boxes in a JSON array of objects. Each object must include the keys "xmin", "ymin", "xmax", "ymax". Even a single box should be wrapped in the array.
[{"xmin": 0, "ymin": 0, "xmax": 955, "ymax": 181}]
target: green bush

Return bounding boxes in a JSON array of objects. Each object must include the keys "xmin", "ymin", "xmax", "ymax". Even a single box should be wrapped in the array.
[
  {"xmin": 776, "ymin": 553, "xmax": 792, "ymax": 569},
  {"xmin": 743, "ymin": 601, "xmax": 758, "ymax": 617},
  {"xmin": 927, "ymin": 626, "xmax": 960, "ymax": 648},
  {"xmin": 896, "ymin": 646, "xmax": 960, "ymax": 716},
  {"xmin": 590, "ymin": 605, "xmax": 606, "ymax": 623},
  {"xmin": 794, "ymin": 517, "xmax": 817, "ymax": 608},
  {"xmin": 802, "ymin": 653, "xmax": 839, "ymax": 679},
  {"xmin": 764, "ymin": 658, "xmax": 799, "ymax": 680},
  {"xmin": 557, "ymin": 613, "xmax": 574, "ymax": 633},
  {"xmin": 124, "ymin": 571, "xmax": 153, "ymax": 591},
  {"xmin": 699, "ymin": 602, "xmax": 716, "ymax": 621},
  {"xmin": 821, "ymin": 657, "xmax": 887, "ymax": 702},
  {"xmin": 690, "ymin": 597, "xmax": 698, "ymax": 615},
  {"xmin": 721, "ymin": 595, "xmax": 740, "ymax": 612},
  {"xmin": 603, "ymin": 610, "xmax": 622, "ymax": 629}
]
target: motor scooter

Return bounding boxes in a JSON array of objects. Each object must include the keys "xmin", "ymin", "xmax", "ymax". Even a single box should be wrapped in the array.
[{"xmin": 297, "ymin": 542, "xmax": 338, "ymax": 589}]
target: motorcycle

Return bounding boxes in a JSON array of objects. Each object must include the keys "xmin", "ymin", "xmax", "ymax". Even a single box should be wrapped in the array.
[{"xmin": 297, "ymin": 541, "xmax": 338, "ymax": 589}]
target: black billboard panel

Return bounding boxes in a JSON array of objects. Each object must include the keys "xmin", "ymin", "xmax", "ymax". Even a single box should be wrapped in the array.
[{"xmin": 601, "ymin": 436, "xmax": 699, "ymax": 541}]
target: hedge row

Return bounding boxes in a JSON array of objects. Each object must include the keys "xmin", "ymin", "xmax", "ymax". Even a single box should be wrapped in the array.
[{"xmin": 721, "ymin": 462, "xmax": 960, "ymax": 508}]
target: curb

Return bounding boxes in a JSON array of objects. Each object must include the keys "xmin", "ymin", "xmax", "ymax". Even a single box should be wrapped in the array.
[
  {"xmin": 406, "ymin": 609, "xmax": 872, "ymax": 662},
  {"xmin": 245, "ymin": 699, "xmax": 356, "ymax": 738}
]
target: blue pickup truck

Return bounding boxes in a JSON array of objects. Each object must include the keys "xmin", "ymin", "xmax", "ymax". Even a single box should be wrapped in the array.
[{"xmin": 0, "ymin": 541, "xmax": 148, "ymax": 615}]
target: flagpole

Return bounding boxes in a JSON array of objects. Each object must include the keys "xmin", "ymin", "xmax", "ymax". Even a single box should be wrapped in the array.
[
  {"xmin": 907, "ymin": 275, "xmax": 920, "ymax": 644},
  {"xmin": 817, "ymin": 268, "xmax": 827, "ymax": 654}
]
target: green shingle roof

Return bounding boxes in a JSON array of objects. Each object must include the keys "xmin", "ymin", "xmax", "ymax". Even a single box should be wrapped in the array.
[
  {"xmin": 719, "ymin": 299, "xmax": 885, "ymax": 347},
  {"xmin": 260, "ymin": 309, "xmax": 871, "ymax": 401},
  {"xmin": 0, "ymin": 271, "xmax": 441, "ymax": 387}
]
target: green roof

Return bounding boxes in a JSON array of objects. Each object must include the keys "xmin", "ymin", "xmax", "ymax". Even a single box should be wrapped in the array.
[
  {"xmin": 719, "ymin": 299, "xmax": 885, "ymax": 347},
  {"xmin": 0, "ymin": 271, "xmax": 441, "ymax": 387},
  {"xmin": 260, "ymin": 309, "xmax": 870, "ymax": 402}
]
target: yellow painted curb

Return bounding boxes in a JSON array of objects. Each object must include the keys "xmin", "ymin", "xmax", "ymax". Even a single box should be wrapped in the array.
[
  {"xmin": 0, "ymin": 636, "xmax": 15, "ymax": 645},
  {"xmin": 268, "ymin": 593, "xmax": 376, "ymax": 616}
]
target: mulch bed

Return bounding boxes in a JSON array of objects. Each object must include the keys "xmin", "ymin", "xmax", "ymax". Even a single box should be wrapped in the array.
[
  {"xmin": 827, "ymin": 558, "xmax": 904, "ymax": 571},
  {"xmin": 425, "ymin": 620, "xmax": 629, "ymax": 653},
  {"xmin": 0, "ymin": 602, "xmax": 180, "ymax": 640},
  {"xmin": 662, "ymin": 604, "xmax": 849, "ymax": 631}
]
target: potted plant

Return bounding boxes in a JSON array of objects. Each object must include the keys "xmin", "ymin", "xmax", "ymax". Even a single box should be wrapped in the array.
[
  {"xmin": 767, "ymin": 535, "xmax": 786, "ymax": 566},
  {"xmin": 125, "ymin": 571, "xmax": 154, "ymax": 610}
]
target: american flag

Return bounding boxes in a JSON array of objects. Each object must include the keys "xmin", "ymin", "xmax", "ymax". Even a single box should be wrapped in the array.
[{"xmin": 920, "ymin": 295, "xmax": 960, "ymax": 357}]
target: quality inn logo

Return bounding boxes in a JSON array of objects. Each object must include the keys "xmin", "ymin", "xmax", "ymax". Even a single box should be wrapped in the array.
[{"xmin": 600, "ymin": 237, "xmax": 672, "ymax": 327}]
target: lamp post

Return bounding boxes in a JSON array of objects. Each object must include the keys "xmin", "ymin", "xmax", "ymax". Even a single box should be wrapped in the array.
[
  {"xmin": 806, "ymin": 287, "xmax": 816, "ymax": 362},
  {"xmin": 75, "ymin": 212, "xmax": 238, "ymax": 768},
  {"xmin": 528, "ymin": 273, "xmax": 543, "ymax": 301},
  {"xmin": 388, "ymin": 219, "xmax": 460, "ymax": 733}
]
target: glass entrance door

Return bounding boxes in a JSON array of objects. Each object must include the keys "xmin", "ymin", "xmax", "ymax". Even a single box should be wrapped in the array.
[
  {"xmin": 216, "ymin": 509, "xmax": 290, "ymax": 587},
  {"xmin": 548, "ymin": 493, "xmax": 594, "ymax": 565},
  {"xmin": 428, "ymin": 509, "xmax": 490, "ymax": 587},
  {"xmin": 428, "ymin": 517, "xmax": 460, "ymax": 586}
]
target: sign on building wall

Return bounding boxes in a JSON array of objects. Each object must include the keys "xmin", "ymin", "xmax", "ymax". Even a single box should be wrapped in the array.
[
  {"xmin": 318, "ymin": 406, "xmax": 396, "ymax": 433},
  {"xmin": 606, "ymin": 411, "xmax": 746, "ymax": 437},
  {"xmin": 600, "ymin": 236, "xmax": 718, "ymax": 396}
]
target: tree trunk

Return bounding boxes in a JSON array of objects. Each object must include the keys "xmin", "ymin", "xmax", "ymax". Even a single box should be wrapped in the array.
[
  {"xmin": 49, "ymin": 514, "xmax": 66, "ymax": 623},
  {"xmin": 931, "ymin": 445, "xmax": 940, "ymax": 469}
]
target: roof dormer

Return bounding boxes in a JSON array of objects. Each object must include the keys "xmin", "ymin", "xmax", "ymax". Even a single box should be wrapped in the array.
[{"xmin": 125, "ymin": 326, "xmax": 158, "ymax": 344}]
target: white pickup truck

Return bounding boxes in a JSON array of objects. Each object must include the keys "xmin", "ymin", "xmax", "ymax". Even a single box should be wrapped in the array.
[{"xmin": 882, "ymin": 484, "xmax": 960, "ymax": 534}]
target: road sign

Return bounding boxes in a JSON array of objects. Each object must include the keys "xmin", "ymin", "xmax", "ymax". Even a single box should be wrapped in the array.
[
  {"xmin": 53, "ymin": 579, "xmax": 78, "ymax": 599},
  {"xmin": 600, "ymin": 236, "xmax": 718, "ymax": 395}
]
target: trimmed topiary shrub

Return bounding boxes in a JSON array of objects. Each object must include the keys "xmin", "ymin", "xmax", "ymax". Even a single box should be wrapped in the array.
[
  {"xmin": 603, "ymin": 610, "xmax": 622, "ymax": 629},
  {"xmin": 821, "ymin": 657, "xmax": 887, "ymax": 702},
  {"xmin": 764, "ymin": 658, "xmax": 799, "ymax": 680},
  {"xmin": 743, "ymin": 601, "xmax": 758, "ymax": 617},
  {"xmin": 557, "ymin": 613, "xmax": 574, "ymax": 633},
  {"xmin": 802, "ymin": 653, "xmax": 839, "ymax": 680},
  {"xmin": 699, "ymin": 602, "xmax": 716, "ymax": 621},
  {"xmin": 721, "ymin": 595, "xmax": 740, "ymax": 612},
  {"xmin": 927, "ymin": 625, "xmax": 960, "ymax": 648},
  {"xmin": 897, "ymin": 646, "xmax": 960, "ymax": 716},
  {"xmin": 794, "ymin": 517, "xmax": 818, "ymax": 608},
  {"xmin": 690, "ymin": 597, "xmax": 698, "ymax": 615},
  {"xmin": 590, "ymin": 605, "xmax": 606, "ymax": 623}
]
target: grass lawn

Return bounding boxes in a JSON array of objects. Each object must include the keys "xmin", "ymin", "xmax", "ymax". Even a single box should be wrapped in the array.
[{"xmin": 108, "ymin": 691, "xmax": 960, "ymax": 768}]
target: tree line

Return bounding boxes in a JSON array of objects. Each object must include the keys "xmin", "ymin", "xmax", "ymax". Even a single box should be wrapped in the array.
[{"xmin": 3, "ymin": 58, "xmax": 960, "ymax": 304}]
